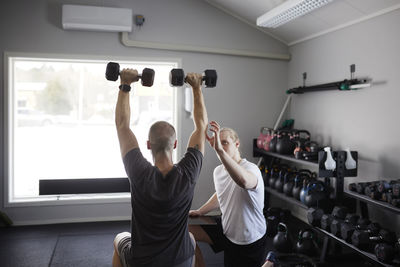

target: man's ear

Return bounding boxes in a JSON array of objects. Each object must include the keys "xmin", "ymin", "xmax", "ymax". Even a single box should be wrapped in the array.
[
  {"xmin": 173, "ymin": 140, "xmax": 177, "ymax": 149},
  {"xmin": 147, "ymin": 140, "xmax": 151, "ymax": 150},
  {"xmin": 236, "ymin": 140, "xmax": 240, "ymax": 148}
]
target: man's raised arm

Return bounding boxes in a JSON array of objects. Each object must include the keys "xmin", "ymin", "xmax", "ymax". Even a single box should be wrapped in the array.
[
  {"xmin": 186, "ymin": 73, "xmax": 208, "ymax": 155},
  {"xmin": 115, "ymin": 68, "xmax": 140, "ymax": 158}
]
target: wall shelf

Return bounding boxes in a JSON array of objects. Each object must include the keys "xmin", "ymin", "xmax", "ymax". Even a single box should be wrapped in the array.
[
  {"xmin": 253, "ymin": 141, "xmax": 318, "ymax": 168},
  {"xmin": 344, "ymin": 190, "xmax": 400, "ymax": 215},
  {"xmin": 314, "ymin": 227, "xmax": 400, "ymax": 267},
  {"xmin": 265, "ymin": 187, "xmax": 308, "ymax": 210}
]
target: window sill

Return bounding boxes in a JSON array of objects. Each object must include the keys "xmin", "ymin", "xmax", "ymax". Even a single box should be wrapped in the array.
[{"xmin": 5, "ymin": 193, "xmax": 131, "ymax": 208}]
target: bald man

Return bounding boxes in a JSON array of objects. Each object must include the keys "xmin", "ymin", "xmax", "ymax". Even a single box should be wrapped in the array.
[{"xmin": 112, "ymin": 69, "xmax": 208, "ymax": 267}]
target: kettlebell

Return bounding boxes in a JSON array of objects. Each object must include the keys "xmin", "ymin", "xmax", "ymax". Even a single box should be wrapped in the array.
[
  {"xmin": 274, "ymin": 167, "xmax": 290, "ymax": 192},
  {"xmin": 257, "ymin": 127, "xmax": 268, "ymax": 149},
  {"xmin": 304, "ymin": 181, "xmax": 327, "ymax": 207},
  {"xmin": 276, "ymin": 130, "xmax": 296, "ymax": 155},
  {"xmin": 273, "ymin": 223, "xmax": 292, "ymax": 253},
  {"xmin": 305, "ymin": 140, "xmax": 319, "ymax": 153},
  {"xmin": 269, "ymin": 131, "xmax": 278, "ymax": 152},
  {"xmin": 263, "ymin": 129, "xmax": 274, "ymax": 151},
  {"xmin": 270, "ymin": 164, "xmax": 288, "ymax": 189},
  {"xmin": 293, "ymin": 170, "xmax": 312, "ymax": 201},
  {"xmin": 283, "ymin": 171, "xmax": 296, "ymax": 196},
  {"xmin": 268, "ymin": 166, "xmax": 280, "ymax": 188},
  {"xmin": 293, "ymin": 140, "xmax": 303, "ymax": 159},
  {"xmin": 299, "ymin": 175, "xmax": 318, "ymax": 205},
  {"xmin": 266, "ymin": 215, "xmax": 280, "ymax": 237},
  {"xmin": 263, "ymin": 164, "xmax": 274, "ymax": 187},
  {"xmin": 295, "ymin": 229, "xmax": 316, "ymax": 256}
]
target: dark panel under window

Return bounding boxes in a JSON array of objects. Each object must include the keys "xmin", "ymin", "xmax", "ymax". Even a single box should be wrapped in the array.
[{"xmin": 39, "ymin": 178, "xmax": 130, "ymax": 195}]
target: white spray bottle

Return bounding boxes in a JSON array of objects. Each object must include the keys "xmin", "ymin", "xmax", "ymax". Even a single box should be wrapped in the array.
[{"xmin": 324, "ymin": 147, "xmax": 336, "ymax": 171}]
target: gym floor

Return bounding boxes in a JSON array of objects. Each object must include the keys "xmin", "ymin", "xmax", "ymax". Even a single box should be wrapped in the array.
[{"xmin": 0, "ymin": 221, "xmax": 224, "ymax": 267}]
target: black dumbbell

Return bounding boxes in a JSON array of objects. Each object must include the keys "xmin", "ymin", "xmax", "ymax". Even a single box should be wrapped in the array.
[
  {"xmin": 336, "ymin": 213, "xmax": 359, "ymax": 241},
  {"xmin": 392, "ymin": 183, "xmax": 400, "ymax": 197},
  {"xmin": 355, "ymin": 182, "xmax": 373, "ymax": 194},
  {"xmin": 169, "ymin": 68, "xmax": 217, "ymax": 88},
  {"xmin": 375, "ymin": 242, "xmax": 397, "ymax": 263},
  {"xmin": 307, "ymin": 207, "xmax": 324, "ymax": 227},
  {"xmin": 352, "ymin": 229, "xmax": 396, "ymax": 250},
  {"xmin": 328, "ymin": 206, "xmax": 349, "ymax": 237},
  {"xmin": 105, "ymin": 62, "xmax": 155, "ymax": 87},
  {"xmin": 381, "ymin": 191, "xmax": 395, "ymax": 203},
  {"xmin": 341, "ymin": 220, "xmax": 380, "ymax": 243},
  {"xmin": 321, "ymin": 214, "xmax": 333, "ymax": 231},
  {"xmin": 364, "ymin": 183, "xmax": 378, "ymax": 196},
  {"xmin": 348, "ymin": 183, "xmax": 357, "ymax": 192},
  {"xmin": 320, "ymin": 206, "xmax": 347, "ymax": 233},
  {"xmin": 391, "ymin": 198, "xmax": 400, "ymax": 207}
]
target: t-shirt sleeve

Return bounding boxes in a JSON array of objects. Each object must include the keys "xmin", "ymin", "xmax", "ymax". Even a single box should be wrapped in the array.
[
  {"xmin": 177, "ymin": 147, "xmax": 203, "ymax": 183},
  {"xmin": 122, "ymin": 148, "xmax": 152, "ymax": 182},
  {"xmin": 244, "ymin": 162, "xmax": 264, "ymax": 192}
]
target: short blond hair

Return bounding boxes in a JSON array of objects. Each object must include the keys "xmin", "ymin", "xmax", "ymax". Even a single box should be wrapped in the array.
[{"xmin": 220, "ymin": 127, "xmax": 240, "ymax": 143}]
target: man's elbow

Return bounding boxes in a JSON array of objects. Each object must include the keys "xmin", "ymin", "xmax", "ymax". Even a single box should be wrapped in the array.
[{"xmin": 241, "ymin": 177, "xmax": 258, "ymax": 190}]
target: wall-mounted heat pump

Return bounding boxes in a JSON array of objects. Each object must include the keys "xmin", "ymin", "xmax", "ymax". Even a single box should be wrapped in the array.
[{"xmin": 62, "ymin": 5, "xmax": 132, "ymax": 32}]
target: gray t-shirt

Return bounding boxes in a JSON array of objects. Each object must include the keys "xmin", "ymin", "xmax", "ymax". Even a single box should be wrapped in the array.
[{"xmin": 123, "ymin": 147, "xmax": 203, "ymax": 267}]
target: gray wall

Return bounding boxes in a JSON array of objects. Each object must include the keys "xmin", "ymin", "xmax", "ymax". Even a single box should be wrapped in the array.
[
  {"xmin": 0, "ymin": 0, "xmax": 288, "ymax": 224},
  {"xmin": 287, "ymin": 9, "xmax": 400, "ymax": 234}
]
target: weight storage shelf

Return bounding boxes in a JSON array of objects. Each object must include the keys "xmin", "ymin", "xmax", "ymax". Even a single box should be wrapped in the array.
[
  {"xmin": 265, "ymin": 187, "xmax": 308, "ymax": 209},
  {"xmin": 314, "ymin": 227, "xmax": 400, "ymax": 267},
  {"xmin": 253, "ymin": 145, "xmax": 318, "ymax": 168},
  {"xmin": 254, "ymin": 142, "xmax": 399, "ymax": 267},
  {"xmin": 344, "ymin": 190, "xmax": 400, "ymax": 214},
  {"xmin": 265, "ymin": 186, "xmax": 399, "ymax": 267}
]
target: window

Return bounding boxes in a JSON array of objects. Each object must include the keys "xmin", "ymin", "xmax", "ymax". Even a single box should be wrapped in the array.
[{"xmin": 5, "ymin": 53, "xmax": 178, "ymax": 203}]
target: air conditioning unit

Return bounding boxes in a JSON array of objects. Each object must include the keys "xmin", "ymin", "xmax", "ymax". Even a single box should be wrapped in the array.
[{"xmin": 62, "ymin": 5, "xmax": 132, "ymax": 32}]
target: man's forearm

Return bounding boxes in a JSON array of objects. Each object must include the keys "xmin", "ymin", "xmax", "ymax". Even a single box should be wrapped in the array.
[
  {"xmin": 198, "ymin": 192, "xmax": 219, "ymax": 215},
  {"xmin": 192, "ymin": 86, "xmax": 208, "ymax": 130},
  {"xmin": 115, "ymin": 90, "xmax": 131, "ymax": 129},
  {"xmin": 217, "ymin": 150, "xmax": 257, "ymax": 189}
]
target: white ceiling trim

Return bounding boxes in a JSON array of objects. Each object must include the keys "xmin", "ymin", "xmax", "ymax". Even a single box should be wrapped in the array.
[
  {"xmin": 204, "ymin": 0, "xmax": 289, "ymax": 45},
  {"xmin": 288, "ymin": 3, "xmax": 400, "ymax": 46}
]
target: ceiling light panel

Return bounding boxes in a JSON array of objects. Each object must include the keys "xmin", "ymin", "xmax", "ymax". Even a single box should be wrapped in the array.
[{"xmin": 257, "ymin": 0, "xmax": 334, "ymax": 28}]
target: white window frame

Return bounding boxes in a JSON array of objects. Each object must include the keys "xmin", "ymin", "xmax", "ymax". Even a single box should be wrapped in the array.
[{"xmin": 3, "ymin": 51, "xmax": 181, "ymax": 207}]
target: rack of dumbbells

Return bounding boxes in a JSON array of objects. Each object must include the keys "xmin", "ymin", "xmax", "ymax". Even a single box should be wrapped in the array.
[
  {"xmin": 254, "ymin": 139, "xmax": 400, "ymax": 266},
  {"xmin": 347, "ymin": 180, "xmax": 400, "ymax": 213}
]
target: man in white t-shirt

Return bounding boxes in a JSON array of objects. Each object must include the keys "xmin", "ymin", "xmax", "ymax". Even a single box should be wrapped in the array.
[{"xmin": 189, "ymin": 121, "xmax": 267, "ymax": 267}]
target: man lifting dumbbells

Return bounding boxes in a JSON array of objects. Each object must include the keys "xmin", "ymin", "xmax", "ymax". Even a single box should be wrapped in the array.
[{"xmin": 112, "ymin": 64, "xmax": 209, "ymax": 267}]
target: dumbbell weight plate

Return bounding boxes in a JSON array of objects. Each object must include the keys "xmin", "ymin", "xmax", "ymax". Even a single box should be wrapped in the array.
[
  {"xmin": 141, "ymin": 68, "xmax": 155, "ymax": 87},
  {"xmin": 105, "ymin": 62, "xmax": 120, "ymax": 81},
  {"xmin": 170, "ymin": 69, "xmax": 185, "ymax": 87},
  {"xmin": 203, "ymin": 69, "xmax": 217, "ymax": 88}
]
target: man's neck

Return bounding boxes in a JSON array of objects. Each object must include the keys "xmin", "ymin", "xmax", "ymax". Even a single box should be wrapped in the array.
[{"xmin": 153, "ymin": 151, "xmax": 174, "ymax": 175}]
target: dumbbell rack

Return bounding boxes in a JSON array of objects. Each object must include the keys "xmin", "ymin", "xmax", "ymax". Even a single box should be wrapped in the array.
[{"xmin": 253, "ymin": 139, "xmax": 399, "ymax": 267}]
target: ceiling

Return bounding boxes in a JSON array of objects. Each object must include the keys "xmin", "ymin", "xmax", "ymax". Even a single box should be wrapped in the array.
[{"xmin": 205, "ymin": 0, "xmax": 400, "ymax": 46}]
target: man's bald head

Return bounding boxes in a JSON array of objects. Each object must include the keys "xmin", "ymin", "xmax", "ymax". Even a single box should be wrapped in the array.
[{"xmin": 148, "ymin": 121, "xmax": 176, "ymax": 153}]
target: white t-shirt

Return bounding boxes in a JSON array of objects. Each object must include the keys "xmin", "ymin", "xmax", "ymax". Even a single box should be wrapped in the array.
[{"xmin": 213, "ymin": 158, "xmax": 266, "ymax": 245}]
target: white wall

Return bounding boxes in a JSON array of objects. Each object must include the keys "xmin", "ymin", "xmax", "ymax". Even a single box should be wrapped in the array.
[
  {"xmin": 288, "ymin": 9, "xmax": 400, "ymax": 234},
  {"xmin": 0, "ymin": 0, "xmax": 289, "ymax": 225}
]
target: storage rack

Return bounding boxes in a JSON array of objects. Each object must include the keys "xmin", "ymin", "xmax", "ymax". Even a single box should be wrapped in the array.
[{"xmin": 253, "ymin": 139, "xmax": 400, "ymax": 267}]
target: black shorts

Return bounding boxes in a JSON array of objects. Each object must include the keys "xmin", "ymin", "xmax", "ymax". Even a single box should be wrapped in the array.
[{"xmin": 201, "ymin": 218, "xmax": 267, "ymax": 267}]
